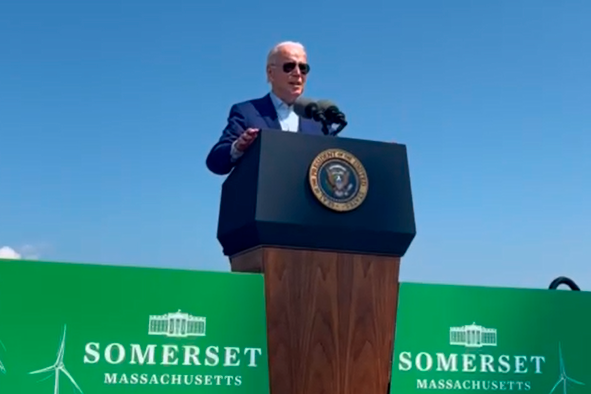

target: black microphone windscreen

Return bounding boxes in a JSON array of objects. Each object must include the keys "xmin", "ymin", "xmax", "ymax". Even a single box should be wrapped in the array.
[
  {"xmin": 293, "ymin": 97, "xmax": 317, "ymax": 119},
  {"xmin": 317, "ymin": 99, "xmax": 338, "ymax": 111}
]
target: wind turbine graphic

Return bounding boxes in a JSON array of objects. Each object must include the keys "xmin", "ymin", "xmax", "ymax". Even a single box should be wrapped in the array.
[
  {"xmin": 0, "ymin": 339, "xmax": 6, "ymax": 374},
  {"xmin": 549, "ymin": 342, "xmax": 584, "ymax": 394},
  {"xmin": 29, "ymin": 325, "xmax": 83, "ymax": 394}
]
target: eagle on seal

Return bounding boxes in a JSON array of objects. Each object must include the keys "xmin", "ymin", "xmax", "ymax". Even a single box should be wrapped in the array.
[{"xmin": 326, "ymin": 164, "xmax": 352, "ymax": 197}]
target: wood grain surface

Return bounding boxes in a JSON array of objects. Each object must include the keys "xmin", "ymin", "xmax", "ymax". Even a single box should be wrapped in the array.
[{"xmin": 231, "ymin": 247, "xmax": 400, "ymax": 394}]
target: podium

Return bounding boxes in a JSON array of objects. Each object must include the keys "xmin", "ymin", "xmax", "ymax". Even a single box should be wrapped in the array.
[{"xmin": 216, "ymin": 130, "xmax": 416, "ymax": 394}]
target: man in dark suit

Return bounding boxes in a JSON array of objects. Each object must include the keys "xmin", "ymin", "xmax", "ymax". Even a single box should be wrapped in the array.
[{"xmin": 206, "ymin": 41, "xmax": 326, "ymax": 175}]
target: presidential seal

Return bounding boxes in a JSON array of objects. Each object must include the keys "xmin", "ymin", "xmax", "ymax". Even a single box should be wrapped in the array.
[{"xmin": 308, "ymin": 148, "xmax": 368, "ymax": 212}]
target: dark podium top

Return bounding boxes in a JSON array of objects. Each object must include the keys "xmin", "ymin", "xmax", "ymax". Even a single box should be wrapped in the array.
[{"xmin": 216, "ymin": 130, "xmax": 416, "ymax": 257}]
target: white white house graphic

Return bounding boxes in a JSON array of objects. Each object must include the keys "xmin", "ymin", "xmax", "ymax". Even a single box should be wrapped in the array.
[
  {"xmin": 549, "ymin": 342, "xmax": 584, "ymax": 394},
  {"xmin": 148, "ymin": 309, "xmax": 206, "ymax": 338},
  {"xmin": 29, "ymin": 325, "xmax": 83, "ymax": 394},
  {"xmin": 0, "ymin": 339, "xmax": 6, "ymax": 374},
  {"xmin": 450, "ymin": 323, "xmax": 497, "ymax": 348}
]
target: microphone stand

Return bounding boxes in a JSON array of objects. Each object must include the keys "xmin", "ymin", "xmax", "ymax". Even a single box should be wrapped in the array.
[
  {"xmin": 308, "ymin": 107, "xmax": 348, "ymax": 136},
  {"xmin": 323, "ymin": 109, "xmax": 348, "ymax": 136},
  {"xmin": 320, "ymin": 118, "xmax": 331, "ymax": 136},
  {"xmin": 329, "ymin": 120, "xmax": 347, "ymax": 136}
]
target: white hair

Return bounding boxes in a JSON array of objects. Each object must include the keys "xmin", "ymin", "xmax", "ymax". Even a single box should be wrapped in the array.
[{"xmin": 266, "ymin": 41, "xmax": 306, "ymax": 66}]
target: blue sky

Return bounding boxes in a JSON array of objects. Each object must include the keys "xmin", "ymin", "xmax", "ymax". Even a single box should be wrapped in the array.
[{"xmin": 1, "ymin": 0, "xmax": 590, "ymax": 290}]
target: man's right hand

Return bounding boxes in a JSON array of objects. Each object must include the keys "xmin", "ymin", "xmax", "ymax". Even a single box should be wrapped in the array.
[{"xmin": 234, "ymin": 128, "xmax": 259, "ymax": 152}]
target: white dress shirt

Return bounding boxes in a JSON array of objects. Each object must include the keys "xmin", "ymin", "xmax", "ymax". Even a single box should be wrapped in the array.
[{"xmin": 268, "ymin": 91, "xmax": 299, "ymax": 132}]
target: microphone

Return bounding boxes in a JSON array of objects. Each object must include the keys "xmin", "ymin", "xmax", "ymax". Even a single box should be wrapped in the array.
[
  {"xmin": 317, "ymin": 99, "xmax": 348, "ymax": 135},
  {"xmin": 294, "ymin": 97, "xmax": 325, "ymax": 122},
  {"xmin": 293, "ymin": 97, "xmax": 330, "ymax": 135},
  {"xmin": 294, "ymin": 97, "xmax": 348, "ymax": 136}
]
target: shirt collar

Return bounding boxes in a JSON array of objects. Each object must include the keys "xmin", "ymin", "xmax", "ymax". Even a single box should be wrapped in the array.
[{"xmin": 269, "ymin": 91, "xmax": 293, "ymax": 111}]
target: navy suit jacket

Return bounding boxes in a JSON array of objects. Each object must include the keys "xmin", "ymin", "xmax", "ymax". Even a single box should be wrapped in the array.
[{"xmin": 206, "ymin": 94, "xmax": 325, "ymax": 175}]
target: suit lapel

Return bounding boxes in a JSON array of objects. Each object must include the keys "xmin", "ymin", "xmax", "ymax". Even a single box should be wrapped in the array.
[
  {"xmin": 256, "ymin": 94, "xmax": 281, "ymax": 130},
  {"xmin": 263, "ymin": 112, "xmax": 281, "ymax": 131},
  {"xmin": 299, "ymin": 117, "xmax": 322, "ymax": 135},
  {"xmin": 298, "ymin": 117, "xmax": 309, "ymax": 133}
]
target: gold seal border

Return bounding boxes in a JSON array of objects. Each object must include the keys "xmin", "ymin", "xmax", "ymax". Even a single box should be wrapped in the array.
[{"xmin": 308, "ymin": 148, "xmax": 369, "ymax": 212}]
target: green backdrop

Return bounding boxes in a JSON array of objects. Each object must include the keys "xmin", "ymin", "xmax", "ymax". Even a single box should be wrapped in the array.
[
  {"xmin": 390, "ymin": 282, "xmax": 591, "ymax": 393},
  {"xmin": 0, "ymin": 259, "xmax": 270, "ymax": 393},
  {"xmin": 2, "ymin": 258, "xmax": 589, "ymax": 394}
]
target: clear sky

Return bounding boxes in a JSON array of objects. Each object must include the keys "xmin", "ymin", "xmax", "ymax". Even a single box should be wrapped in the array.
[{"xmin": 1, "ymin": 0, "xmax": 590, "ymax": 290}]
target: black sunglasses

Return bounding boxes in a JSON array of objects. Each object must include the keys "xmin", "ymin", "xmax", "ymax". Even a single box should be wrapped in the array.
[{"xmin": 282, "ymin": 62, "xmax": 310, "ymax": 75}]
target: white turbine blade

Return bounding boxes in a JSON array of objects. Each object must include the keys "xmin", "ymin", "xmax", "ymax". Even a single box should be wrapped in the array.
[
  {"xmin": 548, "ymin": 377, "xmax": 563, "ymax": 394},
  {"xmin": 558, "ymin": 343, "xmax": 565, "ymax": 373},
  {"xmin": 61, "ymin": 367, "xmax": 83, "ymax": 394},
  {"xmin": 566, "ymin": 375, "xmax": 585, "ymax": 385},
  {"xmin": 0, "ymin": 339, "xmax": 6, "ymax": 373},
  {"xmin": 56, "ymin": 325, "xmax": 67, "ymax": 365},
  {"xmin": 35, "ymin": 372, "xmax": 55, "ymax": 383},
  {"xmin": 54, "ymin": 369, "xmax": 59, "ymax": 394},
  {"xmin": 29, "ymin": 365, "xmax": 56, "ymax": 375}
]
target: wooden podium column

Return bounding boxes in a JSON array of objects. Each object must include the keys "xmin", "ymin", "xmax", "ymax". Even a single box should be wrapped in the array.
[{"xmin": 231, "ymin": 247, "xmax": 400, "ymax": 394}]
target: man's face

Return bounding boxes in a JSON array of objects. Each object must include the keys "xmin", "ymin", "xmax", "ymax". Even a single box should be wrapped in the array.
[{"xmin": 267, "ymin": 45, "xmax": 309, "ymax": 104}]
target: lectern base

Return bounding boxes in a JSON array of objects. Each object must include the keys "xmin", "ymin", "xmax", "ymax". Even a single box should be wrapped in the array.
[{"xmin": 231, "ymin": 247, "xmax": 400, "ymax": 394}]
